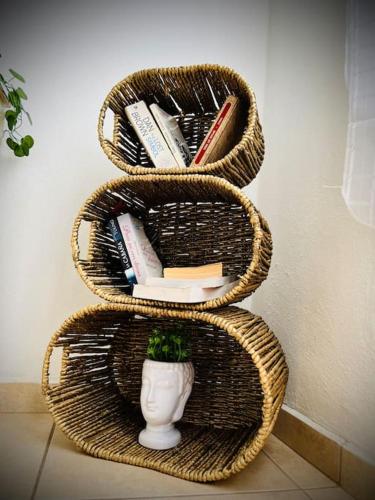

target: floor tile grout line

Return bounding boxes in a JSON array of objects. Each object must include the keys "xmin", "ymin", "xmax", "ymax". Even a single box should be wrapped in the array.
[
  {"xmin": 30, "ymin": 422, "xmax": 55, "ymax": 500},
  {"xmin": 262, "ymin": 447, "xmax": 308, "ymax": 494},
  {"xmin": 301, "ymin": 485, "xmax": 338, "ymax": 490},
  {"xmin": 303, "ymin": 489, "xmax": 319, "ymax": 500}
]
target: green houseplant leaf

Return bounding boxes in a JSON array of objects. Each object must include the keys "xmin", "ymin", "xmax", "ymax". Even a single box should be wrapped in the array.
[
  {"xmin": 7, "ymin": 89, "xmax": 21, "ymax": 109},
  {"xmin": 16, "ymin": 87, "xmax": 27, "ymax": 100},
  {"xmin": 22, "ymin": 135, "xmax": 34, "ymax": 148},
  {"xmin": 146, "ymin": 324, "xmax": 191, "ymax": 363},
  {"xmin": 2, "ymin": 67, "xmax": 34, "ymax": 157},
  {"xmin": 9, "ymin": 68, "xmax": 25, "ymax": 83},
  {"xmin": 21, "ymin": 137, "xmax": 32, "ymax": 155},
  {"xmin": 6, "ymin": 138, "xmax": 17, "ymax": 150},
  {"xmin": 6, "ymin": 112, "xmax": 16, "ymax": 131},
  {"xmin": 14, "ymin": 145, "xmax": 25, "ymax": 157}
]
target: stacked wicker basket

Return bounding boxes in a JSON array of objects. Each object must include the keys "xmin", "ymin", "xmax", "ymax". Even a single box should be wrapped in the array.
[{"xmin": 42, "ymin": 64, "xmax": 288, "ymax": 482}]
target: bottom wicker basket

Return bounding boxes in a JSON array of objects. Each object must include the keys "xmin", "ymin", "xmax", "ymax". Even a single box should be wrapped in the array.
[{"xmin": 42, "ymin": 304, "xmax": 288, "ymax": 482}]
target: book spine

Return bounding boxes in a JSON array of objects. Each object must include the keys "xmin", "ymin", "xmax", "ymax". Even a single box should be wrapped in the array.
[
  {"xmin": 117, "ymin": 216, "xmax": 144, "ymax": 284},
  {"xmin": 107, "ymin": 218, "xmax": 137, "ymax": 286},
  {"xmin": 117, "ymin": 213, "xmax": 163, "ymax": 284},
  {"xmin": 150, "ymin": 104, "xmax": 192, "ymax": 166},
  {"xmin": 191, "ymin": 97, "xmax": 237, "ymax": 166},
  {"xmin": 125, "ymin": 101, "xmax": 178, "ymax": 168}
]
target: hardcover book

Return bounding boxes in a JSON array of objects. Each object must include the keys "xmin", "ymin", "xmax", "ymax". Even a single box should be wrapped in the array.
[
  {"xmin": 191, "ymin": 95, "xmax": 241, "ymax": 166},
  {"xmin": 125, "ymin": 101, "xmax": 178, "ymax": 168}
]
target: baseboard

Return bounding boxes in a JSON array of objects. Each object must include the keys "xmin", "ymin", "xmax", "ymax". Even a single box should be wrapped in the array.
[{"xmin": 274, "ymin": 405, "xmax": 375, "ymax": 500}]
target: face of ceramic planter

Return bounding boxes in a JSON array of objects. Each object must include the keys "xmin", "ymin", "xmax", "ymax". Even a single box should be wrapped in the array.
[{"xmin": 140, "ymin": 359, "xmax": 194, "ymax": 426}]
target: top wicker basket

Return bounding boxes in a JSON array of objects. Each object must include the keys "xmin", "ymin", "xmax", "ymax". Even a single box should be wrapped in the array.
[{"xmin": 98, "ymin": 64, "xmax": 264, "ymax": 187}]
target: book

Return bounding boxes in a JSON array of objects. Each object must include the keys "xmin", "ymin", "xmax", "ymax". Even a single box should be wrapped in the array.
[
  {"xmin": 125, "ymin": 101, "xmax": 178, "ymax": 168},
  {"xmin": 150, "ymin": 103, "xmax": 192, "ymax": 166},
  {"xmin": 163, "ymin": 262, "xmax": 223, "ymax": 279},
  {"xmin": 107, "ymin": 218, "xmax": 137, "ymax": 285},
  {"xmin": 191, "ymin": 96, "xmax": 241, "ymax": 166},
  {"xmin": 145, "ymin": 275, "xmax": 235, "ymax": 288},
  {"xmin": 116, "ymin": 213, "xmax": 163, "ymax": 284},
  {"xmin": 133, "ymin": 281, "xmax": 239, "ymax": 303}
]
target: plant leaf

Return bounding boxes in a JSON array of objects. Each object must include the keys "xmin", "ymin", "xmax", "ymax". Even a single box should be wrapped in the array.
[
  {"xmin": 6, "ymin": 138, "xmax": 17, "ymax": 150},
  {"xmin": 21, "ymin": 143, "xmax": 30, "ymax": 156},
  {"xmin": 22, "ymin": 135, "xmax": 34, "ymax": 148},
  {"xmin": 14, "ymin": 145, "xmax": 25, "ymax": 157},
  {"xmin": 16, "ymin": 87, "xmax": 27, "ymax": 100},
  {"xmin": 6, "ymin": 114, "xmax": 16, "ymax": 131},
  {"xmin": 9, "ymin": 69, "xmax": 25, "ymax": 83},
  {"xmin": 7, "ymin": 90, "xmax": 21, "ymax": 109}
]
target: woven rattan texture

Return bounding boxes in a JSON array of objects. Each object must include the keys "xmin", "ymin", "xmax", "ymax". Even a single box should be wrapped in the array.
[
  {"xmin": 98, "ymin": 64, "xmax": 264, "ymax": 187},
  {"xmin": 111, "ymin": 318, "xmax": 263, "ymax": 429},
  {"xmin": 72, "ymin": 175, "xmax": 272, "ymax": 310},
  {"xmin": 42, "ymin": 304, "xmax": 288, "ymax": 482}
]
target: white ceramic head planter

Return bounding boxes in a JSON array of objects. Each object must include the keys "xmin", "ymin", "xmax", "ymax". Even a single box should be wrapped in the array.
[{"xmin": 139, "ymin": 359, "xmax": 194, "ymax": 450}]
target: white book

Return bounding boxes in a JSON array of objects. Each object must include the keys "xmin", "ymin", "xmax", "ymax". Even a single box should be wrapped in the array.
[
  {"xmin": 133, "ymin": 281, "xmax": 239, "ymax": 303},
  {"xmin": 145, "ymin": 275, "xmax": 236, "ymax": 289},
  {"xmin": 125, "ymin": 101, "xmax": 178, "ymax": 168},
  {"xmin": 150, "ymin": 103, "xmax": 192, "ymax": 166},
  {"xmin": 117, "ymin": 213, "xmax": 163, "ymax": 284}
]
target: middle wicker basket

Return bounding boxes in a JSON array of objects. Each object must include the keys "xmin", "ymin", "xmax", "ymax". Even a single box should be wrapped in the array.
[{"xmin": 72, "ymin": 174, "xmax": 272, "ymax": 310}]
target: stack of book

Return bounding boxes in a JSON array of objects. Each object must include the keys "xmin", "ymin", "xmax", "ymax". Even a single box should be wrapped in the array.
[
  {"xmin": 107, "ymin": 214, "xmax": 238, "ymax": 303},
  {"xmin": 125, "ymin": 95, "xmax": 240, "ymax": 168}
]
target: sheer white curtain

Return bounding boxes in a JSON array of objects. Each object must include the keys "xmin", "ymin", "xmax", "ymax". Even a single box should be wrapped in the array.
[{"xmin": 343, "ymin": 0, "xmax": 375, "ymax": 227}]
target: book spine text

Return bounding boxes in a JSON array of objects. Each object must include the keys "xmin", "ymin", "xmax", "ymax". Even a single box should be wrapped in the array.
[
  {"xmin": 107, "ymin": 218, "xmax": 137, "ymax": 285},
  {"xmin": 125, "ymin": 101, "xmax": 178, "ymax": 168}
]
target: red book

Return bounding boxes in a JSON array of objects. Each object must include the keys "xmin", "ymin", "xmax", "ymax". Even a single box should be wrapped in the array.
[{"xmin": 191, "ymin": 96, "xmax": 241, "ymax": 166}]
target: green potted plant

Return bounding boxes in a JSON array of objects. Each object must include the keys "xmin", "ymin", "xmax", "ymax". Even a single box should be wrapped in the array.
[
  {"xmin": 139, "ymin": 323, "xmax": 194, "ymax": 450},
  {"xmin": 0, "ymin": 67, "xmax": 34, "ymax": 157}
]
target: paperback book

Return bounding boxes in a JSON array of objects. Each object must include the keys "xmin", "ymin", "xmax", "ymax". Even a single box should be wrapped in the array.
[
  {"xmin": 150, "ymin": 103, "xmax": 192, "ymax": 166},
  {"xmin": 125, "ymin": 101, "xmax": 178, "ymax": 168},
  {"xmin": 133, "ymin": 280, "xmax": 239, "ymax": 303},
  {"xmin": 111, "ymin": 213, "xmax": 163, "ymax": 284},
  {"xmin": 146, "ymin": 275, "xmax": 234, "ymax": 288},
  {"xmin": 107, "ymin": 218, "xmax": 137, "ymax": 286},
  {"xmin": 163, "ymin": 262, "xmax": 223, "ymax": 279}
]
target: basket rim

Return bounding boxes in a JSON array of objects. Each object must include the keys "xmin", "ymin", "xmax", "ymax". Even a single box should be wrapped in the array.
[
  {"xmin": 71, "ymin": 174, "xmax": 269, "ymax": 310},
  {"xmin": 98, "ymin": 63, "xmax": 260, "ymax": 176},
  {"xmin": 42, "ymin": 303, "xmax": 287, "ymax": 482}
]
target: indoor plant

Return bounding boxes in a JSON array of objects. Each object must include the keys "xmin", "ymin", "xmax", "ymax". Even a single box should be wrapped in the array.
[
  {"xmin": 0, "ymin": 67, "xmax": 34, "ymax": 157},
  {"xmin": 139, "ymin": 323, "xmax": 194, "ymax": 450}
]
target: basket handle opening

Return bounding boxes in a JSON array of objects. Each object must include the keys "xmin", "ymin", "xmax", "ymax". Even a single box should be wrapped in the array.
[
  {"xmin": 98, "ymin": 100, "xmax": 115, "ymax": 144},
  {"xmin": 44, "ymin": 345, "xmax": 69, "ymax": 392},
  {"xmin": 77, "ymin": 220, "xmax": 92, "ymax": 261},
  {"xmin": 72, "ymin": 218, "xmax": 98, "ymax": 263}
]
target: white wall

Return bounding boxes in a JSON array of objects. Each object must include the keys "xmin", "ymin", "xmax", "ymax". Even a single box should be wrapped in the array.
[
  {"xmin": 1, "ymin": 0, "xmax": 374, "ymax": 463},
  {"xmin": 250, "ymin": 0, "xmax": 375, "ymax": 460},
  {"xmin": 0, "ymin": 0, "xmax": 269, "ymax": 381}
]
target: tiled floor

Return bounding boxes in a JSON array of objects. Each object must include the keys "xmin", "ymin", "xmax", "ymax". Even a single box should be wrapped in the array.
[{"xmin": 0, "ymin": 413, "xmax": 354, "ymax": 500}]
